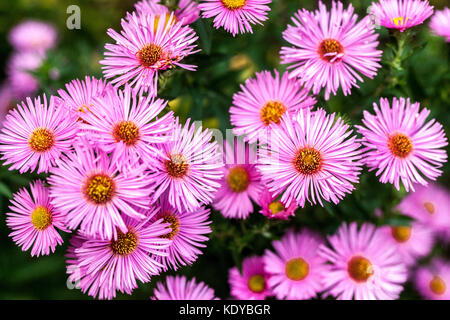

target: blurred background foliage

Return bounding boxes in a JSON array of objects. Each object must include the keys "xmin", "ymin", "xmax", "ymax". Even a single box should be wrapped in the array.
[{"xmin": 0, "ymin": 0, "xmax": 449, "ymax": 299}]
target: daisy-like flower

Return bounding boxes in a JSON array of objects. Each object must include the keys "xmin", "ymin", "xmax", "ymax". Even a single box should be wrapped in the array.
[
  {"xmin": 198, "ymin": 0, "xmax": 271, "ymax": 37},
  {"xmin": 379, "ymin": 222, "xmax": 434, "ymax": 266},
  {"xmin": 135, "ymin": 0, "xmax": 200, "ymax": 26},
  {"xmin": 6, "ymin": 180, "xmax": 68, "ymax": 257},
  {"xmin": 357, "ymin": 97, "xmax": 448, "ymax": 192},
  {"xmin": 319, "ymin": 223, "xmax": 408, "ymax": 300},
  {"xmin": 397, "ymin": 183, "xmax": 450, "ymax": 242},
  {"xmin": 153, "ymin": 275, "xmax": 218, "ymax": 300},
  {"xmin": 150, "ymin": 196, "xmax": 212, "ymax": 270},
  {"xmin": 8, "ymin": 20, "xmax": 58, "ymax": 53},
  {"xmin": 66, "ymin": 215, "xmax": 170, "ymax": 300},
  {"xmin": 415, "ymin": 259, "xmax": 450, "ymax": 300},
  {"xmin": 370, "ymin": 0, "xmax": 434, "ymax": 32},
  {"xmin": 0, "ymin": 94, "xmax": 78, "ymax": 174},
  {"xmin": 258, "ymin": 109, "xmax": 363, "ymax": 208},
  {"xmin": 263, "ymin": 229, "xmax": 328, "ymax": 300},
  {"xmin": 48, "ymin": 141, "xmax": 152, "ymax": 240},
  {"xmin": 230, "ymin": 70, "xmax": 316, "ymax": 144},
  {"xmin": 57, "ymin": 76, "xmax": 112, "ymax": 118},
  {"xmin": 7, "ymin": 51, "xmax": 42, "ymax": 99},
  {"xmin": 148, "ymin": 118, "xmax": 223, "ymax": 213},
  {"xmin": 229, "ymin": 255, "xmax": 272, "ymax": 300},
  {"xmin": 79, "ymin": 85, "xmax": 174, "ymax": 166},
  {"xmin": 101, "ymin": 11, "xmax": 199, "ymax": 96},
  {"xmin": 258, "ymin": 189, "xmax": 296, "ymax": 220},
  {"xmin": 213, "ymin": 139, "xmax": 263, "ymax": 219},
  {"xmin": 280, "ymin": 1, "xmax": 382, "ymax": 100},
  {"xmin": 430, "ymin": 7, "xmax": 450, "ymax": 42}
]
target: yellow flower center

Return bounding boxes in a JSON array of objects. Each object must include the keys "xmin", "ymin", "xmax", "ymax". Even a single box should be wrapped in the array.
[
  {"xmin": 347, "ymin": 256, "xmax": 374, "ymax": 282},
  {"xmin": 391, "ymin": 16, "xmax": 410, "ymax": 27},
  {"xmin": 260, "ymin": 100, "xmax": 286, "ymax": 126},
  {"xmin": 85, "ymin": 174, "xmax": 115, "ymax": 204},
  {"xmin": 294, "ymin": 148, "xmax": 321, "ymax": 175},
  {"xmin": 268, "ymin": 201, "xmax": 285, "ymax": 215},
  {"xmin": 423, "ymin": 201, "xmax": 435, "ymax": 214},
  {"xmin": 31, "ymin": 206, "xmax": 52, "ymax": 230},
  {"xmin": 113, "ymin": 121, "xmax": 140, "ymax": 146},
  {"xmin": 389, "ymin": 133, "xmax": 413, "ymax": 158},
  {"xmin": 248, "ymin": 275, "xmax": 265, "ymax": 293},
  {"xmin": 227, "ymin": 166, "xmax": 250, "ymax": 192},
  {"xmin": 110, "ymin": 230, "xmax": 138, "ymax": 256},
  {"xmin": 153, "ymin": 13, "xmax": 177, "ymax": 32},
  {"xmin": 319, "ymin": 39, "xmax": 343, "ymax": 62},
  {"xmin": 221, "ymin": 0, "xmax": 246, "ymax": 10},
  {"xmin": 391, "ymin": 226, "xmax": 411, "ymax": 243},
  {"xmin": 285, "ymin": 258, "xmax": 309, "ymax": 281},
  {"xmin": 28, "ymin": 128, "xmax": 54, "ymax": 152},
  {"xmin": 138, "ymin": 43, "xmax": 162, "ymax": 68},
  {"xmin": 160, "ymin": 214, "xmax": 180, "ymax": 240},
  {"xmin": 429, "ymin": 275, "xmax": 446, "ymax": 295},
  {"xmin": 165, "ymin": 154, "xmax": 189, "ymax": 178}
]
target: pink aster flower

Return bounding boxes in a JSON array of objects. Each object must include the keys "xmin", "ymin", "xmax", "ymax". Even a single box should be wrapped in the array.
[
  {"xmin": 0, "ymin": 94, "xmax": 78, "ymax": 174},
  {"xmin": 79, "ymin": 85, "xmax": 174, "ymax": 166},
  {"xmin": 135, "ymin": 0, "xmax": 200, "ymax": 25},
  {"xmin": 0, "ymin": 84, "xmax": 14, "ymax": 128},
  {"xmin": 57, "ymin": 76, "xmax": 112, "ymax": 118},
  {"xmin": 258, "ymin": 189, "xmax": 296, "ymax": 220},
  {"xmin": 415, "ymin": 259, "xmax": 450, "ymax": 300},
  {"xmin": 8, "ymin": 20, "xmax": 58, "ymax": 53},
  {"xmin": 263, "ymin": 229, "xmax": 328, "ymax": 300},
  {"xmin": 379, "ymin": 222, "xmax": 434, "ymax": 266},
  {"xmin": 229, "ymin": 255, "xmax": 272, "ymax": 300},
  {"xmin": 397, "ymin": 183, "xmax": 450, "ymax": 242},
  {"xmin": 213, "ymin": 139, "xmax": 263, "ymax": 219},
  {"xmin": 48, "ymin": 141, "xmax": 152, "ymax": 240},
  {"xmin": 6, "ymin": 180, "xmax": 68, "ymax": 257},
  {"xmin": 319, "ymin": 223, "xmax": 408, "ymax": 300},
  {"xmin": 430, "ymin": 8, "xmax": 450, "ymax": 42},
  {"xmin": 357, "ymin": 97, "xmax": 448, "ymax": 192},
  {"xmin": 101, "ymin": 11, "xmax": 199, "ymax": 96},
  {"xmin": 258, "ymin": 109, "xmax": 363, "ymax": 208},
  {"xmin": 230, "ymin": 70, "xmax": 316, "ymax": 144},
  {"xmin": 66, "ymin": 215, "xmax": 170, "ymax": 300},
  {"xmin": 153, "ymin": 275, "xmax": 218, "ymax": 300},
  {"xmin": 198, "ymin": 0, "xmax": 271, "ymax": 37},
  {"xmin": 150, "ymin": 196, "xmax": 212, "ymax": 270},
  {"xmin": 280, "ymin": 1, "xmax": 382, "ymax": 100},
  {"xmin": 148, "ymin": 118, "xmax": 223, "ymax": 213},
  {"xmin": 370, "ymin": 0, "xmax": 434, "ymax": 32},
  {"xmin": 7, "ymin": 51, "xmax": 43, "ymax": 99}
]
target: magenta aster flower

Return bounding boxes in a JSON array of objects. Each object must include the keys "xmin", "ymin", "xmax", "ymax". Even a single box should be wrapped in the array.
[
  {"xmin": 213, "ymin": 139, "xmax": 262, "ymax": 219},
  {"xmin": 6, "ymin": 180, "xmax": 68, "ymax": 257},
  {"xmin": 198, "ymin": 0, "xmax": 271, "ymax": 37},
  {"xmin": 397, "ymin": 183, "xmax": 450, "ymax": 242},
  {"xmin": 319, "ymin": 223, "xmax": 408, "ymax": 300},
  {"xmin": 258, "ymin": 109, "xmax": 363, "ymax": 208},
  {"xmin": 258, "ymin": 189, "xmax": 296, "ymax": 220},
  {"xmin": 101, "ymin": 11, "xmax": 199, "ymax": 96},
  {"xmin": 48, "ymin": 141, "xmax": 152, "ymax": 240},
  {"xmin": 153, "ymin": 275, "xmax": 217, "ymax": 300},
  {"xmin": 357, "ymin": 97, "xmax": 448, "ymax": 192},
  {"xmin": 0, "ymin": 95, "xmax": 78, "ymax": 174},
  {"xmin": 280, "ymin": 1, "xmax": 382, "ymax": 100},
  {"xmin": 430, "ymin": 8, "xmax": 450, "ymax": 42},
  {"xmin": 415, "ymin": 259, "xmax": 450, "ymax": 300},
  {"xmin": 148, "ymin": 118, "xmax": 223, "ymax": 213},
  {"xmin": 7, "ymin": 51, "xmax": 42, "ymax": 99},
  {"xmin": 0, "ymin": 84, "xmax": 14, "ymax": 128},
  {"xmin": 379, "ymin": 222, "xmax": 434, "ymax": 266},
  {"xmin": 229, "ymin": 255, "xmax": 272, "ymax": 300},
  {"xmin": 79, "ymin": 85, "xmax": 174, "ymax": 166},
  {"xmin": 150, "ymin": 196, "xmax": 212, "ymax": 270},
  {"xmin": 263, "ymin": 229, "xmax": 328, "ymax": 300},
  {"xmin": 8, "ymin": 20, "xmax": 58, "ymax": 53},
  {"xmin": 230, "ymin": 70, "xmax": 316, "ymax": 144},
  {"xmin": 370, "ymin": 0, "xmax": 434, "ymax": 32},
  {"xmin": 66, "ymin": 215, "xmax": 170, "ymax": 300},
  {"xmin": 135, "ymin": 0, "xmax": 200, "ymax": 25}
]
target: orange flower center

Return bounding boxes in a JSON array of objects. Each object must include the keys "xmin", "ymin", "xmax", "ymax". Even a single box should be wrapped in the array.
[
  {"xmin": 285, "ymin": 258, "xmax": 309, "ymax": 281},
  {"xmin": 260, "ymin": 100, "xmax": 286, "ymax": 126},
  {"xmin": 110, "ymin": 230, "xmax": 138, "ymax": 255},
  {"xmin": 222, "ymin": 0, "xmax": 246, "ymax": 10},
  {"xmin": 268, "ymin": 201, "xmax": 285, "ymax": 215},
  {"xmin": 160, "ymin": 214, "xmax": 180, "ymax": 240},
  {"xmin": 138, "ymin": 43, "xmax": 162, "ymax": 68},
  {"xmin": 31, "ymin": 206, "xmax": 53, "ymax": 230},
  {"xmin": 248, "ymin": 275, "xmax": 266, "ymax": 293},
  {"xmin": 227, "ymin": 166, "xmax": 250, "ymax": 192},
  {"xmin": 423, "ymin": 201, "xmax": 435, "ymax": 214},
  {"xmin": 165, "ymin": 154, "xmax": 189, "ymax": 178},
  {"xmin": 85, "ymin": 174, "xmax": 115, "ymax": 204},
  {"xmin": 294, "ymin": 148, "xmax": 321, "ymax": 175},
  {"xmin": 429, "ymin": 275, "xmax": 446, "ymax": 295},
  {"xmin": 319, "ymin": 39, "xmax": 343, "ymax": 62},
  {"xmin": 391, "ymin": 226, "xmax": 411, "ymax": 243},
  {"xmin": 347, "ymin": 256, "xmax": 374, "ymax": 282},
  {"xmin": 113, "ymin": 121, "xmax": 140, "ymax": 146},
  {"xmin": 388, "ymin": 133, "xmax": 413, "ymax": 158},
  {"xmin": 28, "ymin": 128, "xmax": 54, "ymax": 152},
  {"xmin": 153, "ymin": 13, "xmax": 177, "ymax": 32}
]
